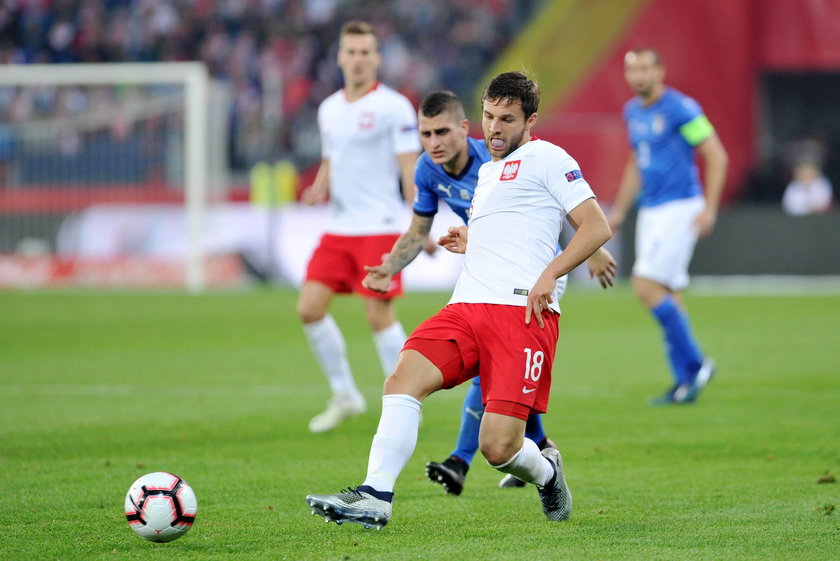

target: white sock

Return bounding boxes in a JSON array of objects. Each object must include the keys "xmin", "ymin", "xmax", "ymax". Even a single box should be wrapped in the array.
[
  {"xmin": 362, "ymin": 394, "xmax": 421, "ymax": 492},
  {"xmin": 373, "ymin": 322, "xmax": 406, "ymax": 377},
  {"xmin": 303, "ymin": 315, "xmax": 358, "ymax": 397},
  {"xmin": 489, "ymin": 437, "xmax": 554, "ymax": 487}
]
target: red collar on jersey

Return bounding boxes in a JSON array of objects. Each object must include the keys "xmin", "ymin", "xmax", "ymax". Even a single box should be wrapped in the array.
[
  {"xmin": 344, "ymin": 81, "xmax": 380, "ymax": 99},
  {"xmin": 530, "ymin": 135, "xmax": 539, "ymax": 141}
]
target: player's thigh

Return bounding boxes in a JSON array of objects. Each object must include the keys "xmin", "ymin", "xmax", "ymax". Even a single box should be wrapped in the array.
[
  {"xmin": 296, "ymin": 280, "xmax": 335, "ymax": 323},
  {"xmin": 384, "ymin": 349, "xmax": 444, "ymax": 401},
  {"xmin": 477, "ymin": 306, "xmax": 558, "ymax": 415},
  {"xmin": 633, "ymin": 198, "xmax": 701, "ymax": 290}
]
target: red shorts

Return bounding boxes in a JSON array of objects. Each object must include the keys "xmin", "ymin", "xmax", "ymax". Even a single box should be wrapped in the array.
[
  {"xmin": 305, "ymin": 233, "xmax": 402, "ymax": 299},
  {"xmin": 403, "ymin": 303, "xmax": 559, "ymax": 418}
]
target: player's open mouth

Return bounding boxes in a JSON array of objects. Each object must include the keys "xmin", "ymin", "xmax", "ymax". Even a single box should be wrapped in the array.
[{"xmin": 490, "ymin": 138, "xmax": 505, "ymax": 150}]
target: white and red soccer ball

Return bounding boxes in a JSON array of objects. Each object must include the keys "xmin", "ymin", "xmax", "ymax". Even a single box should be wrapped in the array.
[{"xmin": 125, "ymin": 472, "xmax": 198, "ymax": 542}]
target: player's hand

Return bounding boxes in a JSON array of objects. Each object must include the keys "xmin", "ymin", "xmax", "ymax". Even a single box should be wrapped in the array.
[
  {"xmin": 587, "ymin": 247, "xmax": 618, "ymax": 289},
  {"xmin": 422, "ymin": 237, "xmax": 438, "ymax": 256},
  {"xmin": 362, "ymin": 263, "xmax": 393, "ymax": 294},
  {"xmin": 300, "ymin": 184, "xmax": 327, "ymax": 206},
  {"xmin": 525, "ymin": 273, "xmax": 556, "ymax": 328},
  {"xmin": 438, "ymin": 226, "xmax": 468, "ymax": 254},
  {"xmin": 693, "ymin": 207, "xmax": 717, "ymax": 237}
]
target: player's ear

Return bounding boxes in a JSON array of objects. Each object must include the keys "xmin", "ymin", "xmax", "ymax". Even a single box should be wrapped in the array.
[
  {"xmin": 460, "ymin": 119, "xmax": 470, "ymax": 134},
  {"xmin": 526, "ymin": 112, "xmax": 538, "ymax": 129}
]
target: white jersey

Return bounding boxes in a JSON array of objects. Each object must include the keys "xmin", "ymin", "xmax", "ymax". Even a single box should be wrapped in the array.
[
  {"xmin": 318, "ymin": 83, "xmax": 421, "ymax": 235},
  {"xmin": 449, "ymin": 139, "xmax": 595, "ymax": 313}
]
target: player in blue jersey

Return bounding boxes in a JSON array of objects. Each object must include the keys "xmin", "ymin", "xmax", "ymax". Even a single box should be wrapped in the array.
[
  {"xmin": 608, "ymin": 49, "xmax": 728, "ymax": 405},
  {"xmin": 363, "ymin": 91, "xmax": 616, "ymax": 494}
]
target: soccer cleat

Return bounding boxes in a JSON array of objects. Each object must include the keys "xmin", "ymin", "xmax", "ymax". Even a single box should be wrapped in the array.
[
  {"xmin": 425, "ymin": 456, "xmax": 469, "ymax": 496},
  {"xmin": 308, "ymin": 392, "xmax": 366, "ymax": 433},
  {"xmin": 536, "ymin": 448, "xmax": 572, "ymax": 521},
  {"xmin": 693, "ymin": 357, "xmax": 716, "ymax": 391},
  {"xmin": 650, "ymin": 383, "xmax": 698, "ymax": 405},
  {"xmin": 498, "ymin": 474, "xmax": 527, "ymax": 488},
  {"xmin": 305, "ymin": 487, "xmax": 391, "ymax": 530}
]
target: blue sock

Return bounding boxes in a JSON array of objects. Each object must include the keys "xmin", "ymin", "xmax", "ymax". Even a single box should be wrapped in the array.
[
  {"xmin": 450, "ymin": 378, "xmax": 484, "ymax": 465},
  {"xmin": 651, "ymin": 296, "xmax": 703, "ymax": 385},
  {"xmin": 524, "ymin": 414, "xmax": 546, "ymax": 446}
]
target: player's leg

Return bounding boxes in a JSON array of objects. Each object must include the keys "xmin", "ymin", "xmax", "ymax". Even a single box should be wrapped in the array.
[
  {"xmin": 306, "ymin": 346, "xmax": 449, "ymax": 529},
  {"xmin": 499, "ymin": 413, "xmax": 555, "ymax": 488},
  {"xmin": 632, "ymin": 198, "xmax": 712, "ymax": 404},
  {"xmin": 480, "ymin": 409, "xmax": 571, "ymax": 521},
  {"xmin": 475, "ymin": 304, "xmax": 569, "ymax": 519},
  {"xmin": 359, "ymin": 234, "xmax": 407, "ymax": 378},
  {"xmin": 297, "ymin": 279, "xmax": 366, "ymax": 432},
  {"xmin": 426, "ymin": 376, "xmax": 482, "ymax": 495},
  {"xmin": 363, "ymin": 297, "xmax": 406, "ymax": 377}
]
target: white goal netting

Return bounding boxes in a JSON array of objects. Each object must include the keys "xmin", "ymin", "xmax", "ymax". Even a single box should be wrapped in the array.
[{"xmin": 0, "ymin": 63, "xmax": 231, "ymax": 290}]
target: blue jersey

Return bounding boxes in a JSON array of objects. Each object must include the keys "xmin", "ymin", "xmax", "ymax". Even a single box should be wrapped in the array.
[
  {"xmin": 413, "ymin": 137, "xmax": 490, "ymax": 224},
  {"xmin": 623, "ymin": 87, "xmax": 712, "ymax": 207}
]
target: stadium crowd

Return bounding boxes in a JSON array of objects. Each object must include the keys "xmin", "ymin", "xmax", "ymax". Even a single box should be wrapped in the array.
[{"xmin": 0, "ymin": 0, "xmax": 544, "ymax": 172}]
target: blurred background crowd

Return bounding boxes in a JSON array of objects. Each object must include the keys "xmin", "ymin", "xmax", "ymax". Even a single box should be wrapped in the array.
[{"xmin": 0, "ymin": 0, "xmax": 544, "ymax": 173}]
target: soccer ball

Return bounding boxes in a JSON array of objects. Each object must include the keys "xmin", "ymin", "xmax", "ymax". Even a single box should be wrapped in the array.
[{"xmin": 124, "ymin": 472, "xmax": 198, "ymax": 542}]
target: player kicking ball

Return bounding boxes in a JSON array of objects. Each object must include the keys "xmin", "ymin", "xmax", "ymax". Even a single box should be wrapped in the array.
[
  {"xmin": 305, "ymin": 71, "xmax": 611, "ymax": 528},
  {"xmin": 360, "ymin": 90, "xmax": 616, "ymax": 496}
]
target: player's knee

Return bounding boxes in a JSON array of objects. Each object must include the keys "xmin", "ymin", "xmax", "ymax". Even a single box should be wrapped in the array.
[
  {"xmin": 296, "ymin": 303, "xmax": 324, "ymax": 324},
  {"xmin": 480, "ymin": 439, "xmax": 518, "ymax": 467}
]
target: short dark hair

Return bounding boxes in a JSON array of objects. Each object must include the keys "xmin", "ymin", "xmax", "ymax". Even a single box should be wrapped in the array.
[
  {"xmin": 626, "ymin": 48, "xmax": 662, "ymax": 66},
  {"xmin": 419, "ymin": 91, "xmax": 465, "ymax": 120},
  {"xmin": 481, "ymin": 71, "xmax": 540, "ymax": 118}
]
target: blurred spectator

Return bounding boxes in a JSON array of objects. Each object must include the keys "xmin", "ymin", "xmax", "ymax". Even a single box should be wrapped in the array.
[
  {"xmin": 782, "ymin": 160, "xmax": 834, "ymax": 215},
  {"xmin": 2, "ymin": 0, "xmax": 545, "ymax": 174}
]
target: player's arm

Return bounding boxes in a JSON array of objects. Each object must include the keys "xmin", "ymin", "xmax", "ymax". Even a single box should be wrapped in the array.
[
  {"xmin": 694, "ymin": 132, "xmax": 728, "ymax": 237},
  {"xmin": 362, "ymin": 213, "xmax": 434, "ymax": 293},
  {"xmin": 300, "ymin": 159, "xmax": 330, "ymax": 205},
  {"xmin": 527, "ymin": 198, "xmax": 611, "ymax": 327},
  {"xmin": 565, "ymin": 212, "xmax": 617, "ymax": 289},
  {"xmin": 607, "ymin": 155, "xmax": 641, "ymax": 231},
  {"xmin": 396, "ymin": 152, "xmax": 420, "ymax": 204}
]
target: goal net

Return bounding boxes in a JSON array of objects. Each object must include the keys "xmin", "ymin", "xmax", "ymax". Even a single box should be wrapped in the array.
[{"xmin": 0, "ymin": 62, "xmax": 233, "ymax": 291}]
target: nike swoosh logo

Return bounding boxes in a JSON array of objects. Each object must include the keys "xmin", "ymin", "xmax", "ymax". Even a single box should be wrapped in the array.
[{"xmin": 522, "ymin": 387, "xmax": 536, "ymax": 394}]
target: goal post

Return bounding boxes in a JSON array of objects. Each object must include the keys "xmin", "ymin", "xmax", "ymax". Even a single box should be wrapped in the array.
[{"xmin": 0, "ymin": 62, "xmax": 222, "ymax": 291}]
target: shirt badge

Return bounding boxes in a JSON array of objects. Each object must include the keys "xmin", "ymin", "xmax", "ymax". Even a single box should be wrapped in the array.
[
  {"xmin": 500, "ymin": 160, "xmax": 521, "ymax": 181},
  {"xmin": 359, "ymin": 112, "xmax": 374, "ymax": 129}
]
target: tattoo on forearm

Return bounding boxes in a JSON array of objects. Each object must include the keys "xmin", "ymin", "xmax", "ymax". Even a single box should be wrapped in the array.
[{"xmin": 387, "ymin": 216, "xmax": 433, "ymax": 273}]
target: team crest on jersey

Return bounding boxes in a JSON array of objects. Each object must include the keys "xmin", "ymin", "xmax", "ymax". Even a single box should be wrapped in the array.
[
  {"xmin": 459, "ymin": 189, "xmax": 471, "ymax": 200},
  {"xmin": 500, "ymin": 160, "xmax": 521, "ymax": 181},
  {"xmin": 359, "ymin": 112, "xmax": 375, "ymax": 129},
  {"xmin": 652, "ymin": 114, "xmax": 665, "ymax": 135}
]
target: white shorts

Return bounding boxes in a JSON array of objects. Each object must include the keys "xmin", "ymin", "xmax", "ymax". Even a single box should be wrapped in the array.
[{"xmin": 632, "ymin": 196, "xmax": 705, "ymax": 291}]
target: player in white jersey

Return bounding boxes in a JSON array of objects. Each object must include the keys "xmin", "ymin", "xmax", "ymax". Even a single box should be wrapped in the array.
[
  {"xmin": 306, "ymin": 72, "xmax": 612, "ymax": 527},
  {"xmin": 297, "ymin": 21, "xmax": 421, "ymax": 433}
]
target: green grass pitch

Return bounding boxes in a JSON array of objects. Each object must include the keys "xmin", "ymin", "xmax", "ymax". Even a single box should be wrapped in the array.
[{"xmin": 0, "ymin": 285, "xmax": 837, "ymax": 560}]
